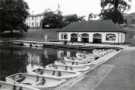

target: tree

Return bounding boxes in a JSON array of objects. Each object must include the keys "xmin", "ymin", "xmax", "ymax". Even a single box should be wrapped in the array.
[
  {"xmin": 41, "ymin": 11, "xmax": 64, "ymax": 29},
  {"xmin": 100, "ymin": 0, "xmax": 131, "ymax": 24},
  {"xmin": 63, "ymin": 14, "xmax": 85, "ymax": 25},
  {"xmin": 0, "ymin": 0, "xmax": 29, "ymax": 33},
  {"xmin": 88, "ymin": 13, "xmax": 98, "ymax": 20}
]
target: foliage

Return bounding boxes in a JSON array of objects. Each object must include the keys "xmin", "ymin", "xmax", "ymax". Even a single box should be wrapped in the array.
[
  {"xmin": 63, "ymin": 14, "xmax": 85, "ymax": 25},
  {"xmin": 41, "ymin": 10, "xmax": 85, "ymax": 29},
  {"xmin": 100, "ymin": 0, "xmax": 131, "ymax": 24},
  {"xmin": 88, "ymin": 13, "xmax": 98, "ymax": 20},
  {"xmin": 0, "ymin": 0, "xmax": 29, "ymax": 33},
  {"xmin": 42, "ymin": 11, "xmax": 64, "ymax": 29}
]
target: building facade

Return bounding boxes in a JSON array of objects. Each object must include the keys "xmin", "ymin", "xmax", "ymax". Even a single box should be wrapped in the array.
[
  {"xmin": 58, "ymin": 20, "xmax": 126, "ymax": 44},
  {"xmin": 25, "ymin": 14, "xmax": 44, "ymax": 28}
]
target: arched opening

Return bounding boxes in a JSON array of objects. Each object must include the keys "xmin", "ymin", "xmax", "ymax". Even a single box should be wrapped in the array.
[
  {"xmin": 81, "ymin": 33, "xmax": 89, "ymax": 43},
  {"xmin": 106, "ymin": 34, "xmax": 116, "ymax": 41},
  {"xmin": 61, "ymin": 33, "xmax": 68, "ymax": 40},
  {"xmin": 70, "ymin": 51, "xmax": 76, "ymax": 57},
  {"xmin": 71, "ymin": 33, "xmax": 78, "ymax": 42},
  {"xmin": 93, "ymin": 33, "xmax": 102, "ymax": 43}
]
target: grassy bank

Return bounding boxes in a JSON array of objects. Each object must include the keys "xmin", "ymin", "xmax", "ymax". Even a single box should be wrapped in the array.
[{"xmin": 0, "ymin": 29, "xmax": 58, "ymax": 42}]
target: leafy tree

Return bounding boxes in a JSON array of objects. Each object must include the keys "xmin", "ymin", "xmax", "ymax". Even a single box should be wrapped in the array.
[
  {"xmin": 88, "ymin": 13, "xmax": 98, "ymax": 20},
  {"xmin": 0, "ymin": 0, "xmax": 29, "ymax": 33},
  {"xmin": 100, "ymin": 0, "xmax": 131, "ymax": 24},
  {"xmin": 41, "ymin": 11, "xmax": 64, "ymax": 29},
  {"xmin": 63, "ymin": 14, "xmax": 85, "ymax": 25}
]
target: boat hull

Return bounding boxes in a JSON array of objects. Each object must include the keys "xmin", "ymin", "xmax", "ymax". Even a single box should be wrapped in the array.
[
  {"xmin": 28, "ymin": 68, "xmax": 81, "ymax": 79},
  {"xmin": 64, "ymin": 57, "xmax": 95, "ymax": 64},
  {"xmin": 6, "ymin": 73, "xmax": 66, "ymax": 89},
  {"xmin": 0, "ymin": 80, "xmax": 39, "ymax": 90},
  {"xmin": 46, "ymin": 64, "xmax": 90, "ymax": 72},
  {"xmin": 54, "ymin": 60, "xmax": 94, "ymax": 67}
]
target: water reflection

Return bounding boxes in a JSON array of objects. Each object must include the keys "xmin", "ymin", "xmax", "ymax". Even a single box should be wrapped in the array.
[
  {"xmin": 0, "ymin": 47, "xmax": 27, "ymax": 80},
  {"xmin": 0, "ymin": 46, "xmax": 91, "ymax": 80}
]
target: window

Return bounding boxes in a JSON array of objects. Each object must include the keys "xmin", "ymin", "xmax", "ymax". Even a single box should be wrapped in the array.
[
  {"xmin": 64, "ymin": 34, "xmax": 67, "ymax": 39},
  {"xmin": 61, "ymin": 33, "xmax": 68, "ymax": 40},
  {"xmin": 106, "ymin": 34, "xmax": 116, "ymax": 41},
  {"xmin": 71, "ymin": 33, "xmax": 78, "ymax": 42},
  {"xmin": 81, "ymin": 33, "xmax": 89, "ymax": 43}
]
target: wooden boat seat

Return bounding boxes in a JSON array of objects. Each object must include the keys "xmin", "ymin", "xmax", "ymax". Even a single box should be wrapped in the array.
[
  {"xmin": 14, "ymin": 75, "xmax": 26, "ymax": 83},
  {"xmin": 64, "ymin": 66, "xmax": 73, "ymax": 71},
  {"xmin": 52, "ymin": 71, "xmax": 62, "ymax": 77},
  {"xmin": 34, "ymin": 69, "xmax": 44, "ymax": 75},
  {"xmin": 36, "ymin": 78, "xmax": 46, "ymax": 86}
]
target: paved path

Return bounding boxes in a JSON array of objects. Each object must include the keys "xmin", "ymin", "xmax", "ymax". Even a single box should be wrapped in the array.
[
  {"xmin": 95, "ymin": 49, "xmax": 135, "ymax": 90},
  {"xmin": 65, "ymin": 49, "xmax": 135, "ymax": 90}
]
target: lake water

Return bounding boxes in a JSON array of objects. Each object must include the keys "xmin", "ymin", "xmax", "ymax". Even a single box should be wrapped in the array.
[{"xmin": 0, "ymin": 45, "xmax": 93, "ymax": 80}]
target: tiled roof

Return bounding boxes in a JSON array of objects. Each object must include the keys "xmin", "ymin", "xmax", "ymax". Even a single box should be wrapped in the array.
[{"xmin": 58, "ymin": 20, "xmax": 125, "ymax": 32}]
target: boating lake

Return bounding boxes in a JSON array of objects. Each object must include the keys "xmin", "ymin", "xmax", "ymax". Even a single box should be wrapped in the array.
[{"xmin": 0, "ymin": 45, "xmax": 94, "ymax": 81}]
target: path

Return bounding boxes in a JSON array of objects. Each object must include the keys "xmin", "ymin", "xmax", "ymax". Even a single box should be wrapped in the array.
[
  {"xmin": 65, "ymin": 48, "xmax": 135, "ymax": 90},
  {"xmin": 95, "ymin": 49, "xmax": 135, "ymax": 90}
]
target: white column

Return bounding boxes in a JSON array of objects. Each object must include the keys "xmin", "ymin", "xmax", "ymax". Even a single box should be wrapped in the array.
[
  {"xmin": 117, "ymin": 33, "xmax": 119, "ymax": 44},
  {"xmin": 58, "ymin": 32, "xmax": 61, "ymax": 41},
  {"xmin": 67, "ymin": 33, "xmax": 71, "ymax": 41},
  {"xmin": 102, "ymin": 32, "xmax": 106, "ymax": 43},
  {"xmin": 121, "ymin": 33, "xmax": 123, "ymax": 43},
  {"xmin": 89, "ymin": 33, "xmax": 93, "ymax": 42},
  {"xmin": 44, "ymin": 34, "xmax": 48, "ymax": 42},
  {"xmin": 57, "ymin": 50, "xmax": 63, "ymax": 58},
  {"xmin": 78, "ymin": 33, "xmax": 81, "ymax": 42},
  {"xmin": 44, "ymin": 49, "xmax": 48, "ymax": 58},
  {"xmin": 122, "ymin": 33, "xmax": 126, "ymax": 43},
  {"xmin": 67, "ymin": 51, "xmax": 71, "ymax": 57},
  {"xmin": 119, "ymin": 32, "xmax": 123, "ymax": 44}
]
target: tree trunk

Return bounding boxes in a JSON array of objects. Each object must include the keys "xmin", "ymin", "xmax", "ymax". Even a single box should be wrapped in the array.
[{"xmin": 114, "ymin": 0, "xmax": 119, "ymax": 9}]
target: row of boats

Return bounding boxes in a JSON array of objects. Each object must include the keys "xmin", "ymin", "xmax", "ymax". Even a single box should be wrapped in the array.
[{"xmin": 0, "ymin": 49, "xmax": 116, "ymax": 90}]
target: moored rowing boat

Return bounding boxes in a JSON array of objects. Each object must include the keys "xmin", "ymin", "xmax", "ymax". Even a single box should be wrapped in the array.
[
  {"xmin": 0, "ymin": 80, "xmax": 39, "ymax": 90},
  {"xmin": 28, "ymin": 68, "xmax": 81, "ymax": 79},
  {"xmin": 6, "ymin": 73, "xmax": 66, "ymax": 89},
  {"xmin": 45, "ymin": 64, "xmax": 90, "ymax": 72}
]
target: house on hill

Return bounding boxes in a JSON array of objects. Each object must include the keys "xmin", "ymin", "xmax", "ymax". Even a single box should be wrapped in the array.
[
  {"xmin": 25, "ymin": 14, "xmax": 44, "ymax": 28},
  {"xmin": 57, "ymin": 20, "xmax": 126, "ymax": 44}
]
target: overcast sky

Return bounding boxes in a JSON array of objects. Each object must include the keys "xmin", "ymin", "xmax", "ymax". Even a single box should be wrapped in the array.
[{"xmin": 25, "ymin": 0, "xmax": 135, "ymax": 16}]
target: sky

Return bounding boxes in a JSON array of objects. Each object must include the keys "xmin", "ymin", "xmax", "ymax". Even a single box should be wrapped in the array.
[{"xmin": 24, "ymin": 0, "xmax": 135, "ymax": 17}]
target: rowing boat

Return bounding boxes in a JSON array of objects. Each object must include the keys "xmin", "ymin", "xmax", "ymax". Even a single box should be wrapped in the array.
[
  {"xmin": 0, "ymin": 80, "xmax": 39, "ymax": 90},
  {"xmin": 6, "ymin": 73, "xmax": 66, "ymax": 89}
]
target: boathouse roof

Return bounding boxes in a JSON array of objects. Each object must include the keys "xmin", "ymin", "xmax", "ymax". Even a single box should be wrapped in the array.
[{"xmin": 58, "ymin": 20, "xmax": 125, "ymax": 32}]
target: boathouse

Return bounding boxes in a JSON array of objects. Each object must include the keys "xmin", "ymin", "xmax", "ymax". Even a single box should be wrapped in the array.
[{"xmin": 57, "ymin": 20, "xmax": 126, "ymax": 44}]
